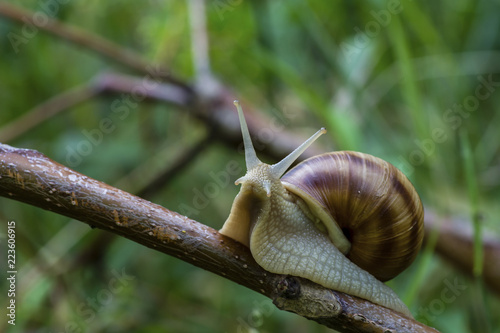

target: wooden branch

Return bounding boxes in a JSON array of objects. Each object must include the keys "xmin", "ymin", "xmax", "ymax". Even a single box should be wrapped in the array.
[{"xmin": 0, "ymin": 143, "xmax": 439, "ymax": 333}]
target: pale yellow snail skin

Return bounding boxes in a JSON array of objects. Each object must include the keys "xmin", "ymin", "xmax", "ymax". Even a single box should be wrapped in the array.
[{"xmin": 220, "ymin": 101, "xmax": 424, "ymax": 317}]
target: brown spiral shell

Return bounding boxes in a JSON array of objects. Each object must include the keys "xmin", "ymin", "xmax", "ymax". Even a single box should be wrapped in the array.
[{"xmin": 281, "ymin": 151, "xmax": 424, "ymax": 282}]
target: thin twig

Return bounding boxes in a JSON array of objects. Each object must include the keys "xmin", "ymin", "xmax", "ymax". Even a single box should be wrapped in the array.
[
  {"xmin": 136, "ymin": 135, "xmax": 214, "ymax": 199},
  {"xmin": 0, "ymin": 84, "xmax": 97, "ymax": 143},
  {"xmin": 0, "ymin": 3, "xmax": 190, "ymax": 90},
  {"xmin": 0, "ymin": 72, "xmax": 193, "ymax": 143},
  {"xmin": 0, "ymin": 143, "xmax": 440, "ymax": 333},
  {"xmin": 94, "ymin": 72, "xmax": 194, "ymax": 106}
]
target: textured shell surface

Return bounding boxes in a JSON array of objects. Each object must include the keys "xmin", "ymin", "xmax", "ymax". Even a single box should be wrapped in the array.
[{"xmin": 281, "ymin": 151, "xmax": 424, "ymax": 282}]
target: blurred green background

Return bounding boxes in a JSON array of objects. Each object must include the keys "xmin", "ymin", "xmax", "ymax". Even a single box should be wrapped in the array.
[{"xmin": 1, "ymin": 0, "xmax": 499, "ymax": 332}]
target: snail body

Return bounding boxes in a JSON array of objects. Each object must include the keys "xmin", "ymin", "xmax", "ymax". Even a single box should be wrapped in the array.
[{"xmin": 220, "ymin": 101, "xmax": 424, "ymax": 317}]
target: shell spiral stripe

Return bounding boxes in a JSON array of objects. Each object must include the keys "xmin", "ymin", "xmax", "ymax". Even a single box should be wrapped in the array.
[{"xmin": 281, "ymin": 151, "xmax": 424, "ymax": 282}]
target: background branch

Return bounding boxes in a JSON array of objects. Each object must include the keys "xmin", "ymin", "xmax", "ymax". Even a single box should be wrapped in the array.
[
  {"xmin": 0, "ymin": 71, "xmax": 324, "ymax": 163},
  {"xmin": 424, "ymin": 211, "xmax": 500, "ymax": 295},
  {"xmin": 0, "ymin": 2, "xmax": 190, "ymax": 89},
  {"xmin": 0, "ymin": 144, "xmax": 439, "ymax": 333},
  {"xmin": 135, "ymin": 134, "xmax": 214, "ymax": 199},
  {"xmin": 0, "ymin": 84, "xmax": 98, "ymax": 143}
]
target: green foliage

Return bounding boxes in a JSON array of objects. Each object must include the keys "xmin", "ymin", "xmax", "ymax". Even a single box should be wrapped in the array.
[{"xmin": 1, "ymin": 1, "xmax": 499, "ymax": 332}]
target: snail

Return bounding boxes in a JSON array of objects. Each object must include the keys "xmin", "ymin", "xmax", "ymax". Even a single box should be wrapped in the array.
[{"xmin": 219, "ymin": 101, "xmax": 424, "ymax": 317}]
